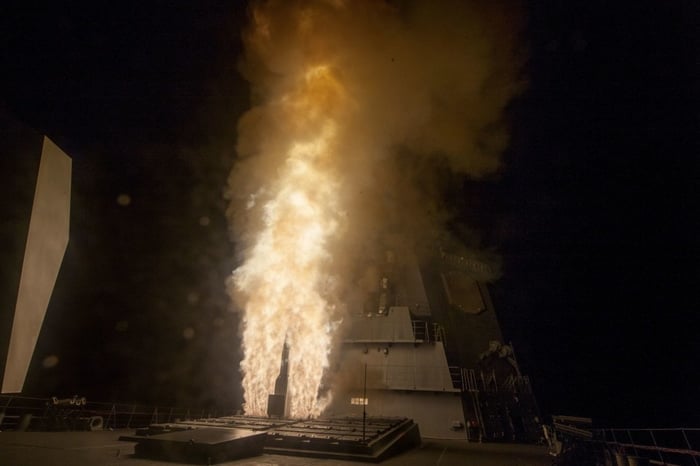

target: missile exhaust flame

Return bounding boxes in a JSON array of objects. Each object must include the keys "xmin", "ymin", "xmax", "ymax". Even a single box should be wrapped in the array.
[
  {"xmin": 227, "ymin": 0, "xmax": 524, "ymax": 419},
  {"xmin": 232, "ymin": 70, "xmax": 346, "ymax": 418}
]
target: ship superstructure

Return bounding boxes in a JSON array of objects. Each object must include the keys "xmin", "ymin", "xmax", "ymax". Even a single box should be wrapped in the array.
[{"xmin": 326, "ymin": 242, "xmax": 541, "ymax": 441}]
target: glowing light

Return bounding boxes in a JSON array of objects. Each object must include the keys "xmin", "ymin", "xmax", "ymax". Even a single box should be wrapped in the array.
[
  {"xmin": 229, "ymin": 0, "xmax": 523, "ymax": 420},
  {"xmin": 116, "ymin": 193, "xmax": 131, "ymax": 206},
  {"xmin": 42, "ymin": 355, "xmax": 59, "ymax": 369},
  {"xmin": 233, "ymin": 79, "xmax": 344, "ymax": 417}
]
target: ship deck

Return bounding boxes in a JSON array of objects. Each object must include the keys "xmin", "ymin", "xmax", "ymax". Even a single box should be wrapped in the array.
[{"xmin": 0, "ymin": 429, "xmax": 551, "ymax": 465}]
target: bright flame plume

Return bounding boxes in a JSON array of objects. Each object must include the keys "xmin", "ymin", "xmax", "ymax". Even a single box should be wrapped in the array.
[
  {"xmin": 228, "ymin": 0, "xmax": 524, "ymax": 419},
  {"xmin": 233, "ymin": 65, "xmax": 347, "ymax": 417}
]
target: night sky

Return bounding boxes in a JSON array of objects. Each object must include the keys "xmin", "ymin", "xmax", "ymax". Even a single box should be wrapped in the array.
[{"xmin": 1, "ymin": 1, "xmax": 697, "ymax": 427}]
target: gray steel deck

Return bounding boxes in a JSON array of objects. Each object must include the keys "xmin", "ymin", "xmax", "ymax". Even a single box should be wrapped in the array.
[{"xmin": 0, "ymin": 430, "xmax": 551, "ymax": 465}]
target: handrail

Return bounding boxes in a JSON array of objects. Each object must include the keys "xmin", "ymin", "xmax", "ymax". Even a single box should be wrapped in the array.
[
  {"xmin": 548, "ymin": 420, "xmax": 699, "ymax": 466},
  {"xmin": 607, "ymin": 441, "xmax": 699, "ymax": 457},
  {"xmin": 593, "ymin": 427, "xmax": 699, "ymax": 466},
  {"xmin": 0, "ymin": 394, "xmax": 217, "ymax": 431}
]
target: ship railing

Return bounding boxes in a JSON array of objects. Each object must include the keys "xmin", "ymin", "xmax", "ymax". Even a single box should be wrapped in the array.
[
  {"xmin": 594, "ymin": 427, "xmax": 700, "ymax": 466},
  {"xmin": 481, "ymin": 370, "xmax": 498, "ymax": 392},
  {"xmin": 463, "ymin": 368, "xmax": 479, "ymax": 392},
  {"xmin": 409, "ymin": 321, "xmax": 447, "ymax": 345},
  {"xmin": 0, "ymin": 394, "xmax": 217, "ymax": 431},
  {"xmin": 503, "ymin": 375, "xmax": 516, "ymax": 391},
  {"xmin": 440, "ymin": 368, "xmax": 531, "ymax": 394},
  {"xmin": 432, "ymin": 323, "xmax": 446, "ymax": 343},
  {"xmin": 472, "ymin": 371, "xmax": 534, "ymax": 394},
  {"xmin": 500, "ymin": 375, "xmax": 533, "ymax": 394}
]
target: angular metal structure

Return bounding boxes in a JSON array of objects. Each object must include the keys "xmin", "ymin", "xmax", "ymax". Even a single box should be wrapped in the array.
[
  {"xmin": 2, "ymin": 137, "xmax": 71, "ymax": 394},
  {"xmin": 331, "ymin": 306, "xmax": 467, "ymax": 439},
  {"xmin": 327, "ymin": 243, "xmax": 541, "ymax": 442},
  {"xmin": 121, "ymin": 415, "xmax": 420, "ymax": 464}
]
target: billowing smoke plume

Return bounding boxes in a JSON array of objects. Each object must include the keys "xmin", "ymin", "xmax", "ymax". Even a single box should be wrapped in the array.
[{"xmin": 226, "ymin": 0, "xmax": 524, "ymax": 418}]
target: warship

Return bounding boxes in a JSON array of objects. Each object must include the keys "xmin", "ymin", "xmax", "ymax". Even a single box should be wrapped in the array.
[
  {"xmin": 0, "ymin": 115, "xmax": 543, "ymax": 464},
  {"xmin": 3, "ymin": 114, "xmax": 695, "ymax": 465}
]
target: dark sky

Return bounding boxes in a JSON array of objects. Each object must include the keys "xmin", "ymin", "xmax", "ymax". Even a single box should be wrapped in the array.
[{"xmin": 1, "ymin": 1, "xmax": 697, "ymax": 427}]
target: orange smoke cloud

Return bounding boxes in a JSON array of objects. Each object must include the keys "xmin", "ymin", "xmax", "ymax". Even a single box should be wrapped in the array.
[{"xmin": 227, "ymin": 0, "xmax": 524, "ymax": 418}]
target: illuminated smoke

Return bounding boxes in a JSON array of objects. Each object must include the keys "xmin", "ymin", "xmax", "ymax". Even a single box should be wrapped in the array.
[{"xmin": 227, "ymin": 0, "xmax": 524, "ymax": 418}]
